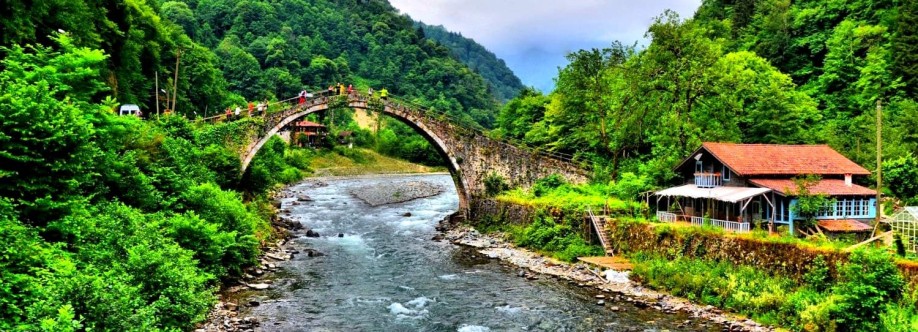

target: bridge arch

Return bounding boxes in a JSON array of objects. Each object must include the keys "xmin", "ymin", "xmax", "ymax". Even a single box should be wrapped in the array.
[{"xmin": 241, "ymin": 96, "xmax": 472, "ymax": 211}]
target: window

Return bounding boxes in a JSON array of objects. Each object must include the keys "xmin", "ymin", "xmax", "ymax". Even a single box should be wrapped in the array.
[
  {"xmin": 695, "ymin": 160, "xmax": 703, "ymax": 173},
  {"xmin": 722, "ymin": 165, "xmax": 731, "ymax": 182},
  {"xmin": 813, "ymin": 198, "xmax": 871, "ymax": 218},
  {"xmin": 778, "ymin": 198, "xmax": 790, "ymax": 221}
]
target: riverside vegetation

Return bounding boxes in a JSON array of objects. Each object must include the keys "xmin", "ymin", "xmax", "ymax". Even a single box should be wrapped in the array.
[
  {"xmin": 0, "ymin": 0, "xmax": 507, "ymax": 329},
  {"xmin": 478, "ymin": 172, "xmax": 918, "ymax": 331},
  {"xmin": 0, "ymin": 38, "xmax": 443, "ymax": 330}
]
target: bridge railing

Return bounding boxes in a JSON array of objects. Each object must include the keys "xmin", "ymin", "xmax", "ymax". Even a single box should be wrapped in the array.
[{"xmin": 202, "ymin": 91, "xmax": 585, "ymax": 166}]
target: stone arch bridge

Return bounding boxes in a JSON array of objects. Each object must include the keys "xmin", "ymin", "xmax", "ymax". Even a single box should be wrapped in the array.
[{"xmin": 236, "ymin": 93, "xmax": 589, "ymax": 218}]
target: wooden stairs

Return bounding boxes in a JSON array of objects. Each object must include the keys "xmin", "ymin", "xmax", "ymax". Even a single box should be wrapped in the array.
[{"xmin": 587, "ymin": 209, "xmax": 614, "ymax": 256}]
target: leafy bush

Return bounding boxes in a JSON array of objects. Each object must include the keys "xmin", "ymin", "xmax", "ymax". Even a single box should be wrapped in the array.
[
  {"xmin": 483, "ymin": 172, "xmax": 510, "ymax": 196},
  {"xmin": 511, "ymin": 212, "xmax": 602, "ymax": 262},
  {"xmin": 160, "ymin": 212, "xmax": 238, "ymax": 279},
  {"xmin": 831, "ymin": 249, "xmax": 904, "ymax": 331},
  {"xmin": 178, "ymin": 184, "xmax": 270, "ymax": 277},
  {"xmin": 532, "ymin": 174, "xmax": 567, "ymax": 197},
  {"xmin": 47, "ymin": 203, "xmax": 215, "ymax": 331},
  {"xmin": 612, "ymin": 172, "xmax": 653, "ymax": 201}
]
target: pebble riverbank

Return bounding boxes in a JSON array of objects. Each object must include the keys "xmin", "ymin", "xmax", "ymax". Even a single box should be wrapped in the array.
[
  {"xmin": 440, "ymin": 226, "xmax": 776, "ymax": 332},
  {"xmin": 349, "ymin": 179, "xmax": 444, "ymax": 206}
]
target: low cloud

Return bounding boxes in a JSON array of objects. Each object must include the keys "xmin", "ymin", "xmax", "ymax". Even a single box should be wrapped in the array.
[{"xmin": 389, "ymin": 0, "xmax": 700, "ymax": 92}]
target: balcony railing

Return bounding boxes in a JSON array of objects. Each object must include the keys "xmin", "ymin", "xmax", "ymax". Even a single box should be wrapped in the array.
[
  {"xmin": 690, "ymin": 216, "xmax": 750, "ymax": 233},
  {"xmin": 656, "ymin": 211, "xmax": 679, "ymax": 223},
  {"xmin": 694, "ymin": 172, "xmax": 723, "ymax": 188}
]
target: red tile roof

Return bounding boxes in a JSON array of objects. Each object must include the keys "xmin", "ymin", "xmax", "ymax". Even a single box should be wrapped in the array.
[
  {"xmin": 749, "ymin": 179, "xmax": 877, "ymax": 196},
  {"xmin": 818, "ymin": 219, "xmax": 872, "ymax": 232},
  {"xmin": 700, "ymin": 142, "xmax": 870, "ymax": 176}
]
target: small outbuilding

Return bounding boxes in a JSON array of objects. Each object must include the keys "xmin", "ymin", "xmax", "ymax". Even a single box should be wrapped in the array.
[
  {"xmin": 288, "ymin": 120, "xmax": 327, "ymax": 147},
  {"xmin": 887, "ymin": 207, "xmax": 918, "ymax": 253}
]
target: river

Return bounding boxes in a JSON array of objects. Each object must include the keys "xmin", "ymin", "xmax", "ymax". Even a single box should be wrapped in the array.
[{"xmin": 242, "ymin": 174, "xmax": 718, "ymax": 331}]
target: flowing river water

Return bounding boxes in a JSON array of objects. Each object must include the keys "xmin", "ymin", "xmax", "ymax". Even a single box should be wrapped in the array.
[{"xmin": 241, "ymin": 174, "xmax": 719, "ymax": 331}]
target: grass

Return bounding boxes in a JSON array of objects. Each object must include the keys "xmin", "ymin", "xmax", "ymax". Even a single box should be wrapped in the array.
[
  {"xmin": 629, "ymin": 250, "xmax": 918, "ymax": 331},
  {"xmin": 305, "ymin": 147, "xmax": 446, "ymax": 176},
  {"xmin": 495, "ymin": 182, "xmax": 643, "ymax": 215}
]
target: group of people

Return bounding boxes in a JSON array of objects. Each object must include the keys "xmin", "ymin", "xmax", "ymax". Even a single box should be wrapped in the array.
[
  {"xmin": 296, "ymin": 84, "xmax": 389, "ymax": 106},
  {"xmin": 224, "ymin": 100, "xmax": 268, "ymax": 119}
]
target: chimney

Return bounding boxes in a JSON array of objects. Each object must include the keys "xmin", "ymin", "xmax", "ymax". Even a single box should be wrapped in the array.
[{"xmin": 844, "ymin": 174, "xmax": 852, "ymax": 187}]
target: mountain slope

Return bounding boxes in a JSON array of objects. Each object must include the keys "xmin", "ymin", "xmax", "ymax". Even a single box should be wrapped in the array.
[
  {"xmin": 181, "ymin": 0, "xmax": 498, "ymax": 127},
  {"xmin": 418, "ymin": 22, "xmax": 525, "ymax": 101}
]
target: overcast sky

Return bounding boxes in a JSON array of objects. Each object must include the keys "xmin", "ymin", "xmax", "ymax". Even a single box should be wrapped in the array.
[{"xmin": 389, "ymin": 0, "xmax": 701, "ymax": 92}]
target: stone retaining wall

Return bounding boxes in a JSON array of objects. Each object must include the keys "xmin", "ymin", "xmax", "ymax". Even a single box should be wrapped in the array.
[{"xmin": 469, "ymin": 199, "xmax": 918, "ymax": 284}]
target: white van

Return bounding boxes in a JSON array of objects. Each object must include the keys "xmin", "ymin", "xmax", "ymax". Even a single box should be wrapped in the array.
[{"xmin": 118, "ymin": 104, "xmax": 141, "ymax": 116}]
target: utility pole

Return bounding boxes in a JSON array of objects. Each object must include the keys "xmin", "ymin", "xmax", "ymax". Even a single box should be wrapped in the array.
[
  {"xmin": 873, "ymin": 100, "xmax": 883, "ymax": 236},
  {"xmin": 155, "ymin": 71, "xmax": 160, "ymax": 116},
  {"xmin": 171, "ymin": 48, "xmax": 183, "ymax": 114}
]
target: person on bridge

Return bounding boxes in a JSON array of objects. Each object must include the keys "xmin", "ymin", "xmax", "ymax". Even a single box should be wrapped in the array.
[
  {"xmin": 338, "ymin": 83, "xmax": 346, "ymax": 96},
  {"xmin": 257, "ymin": 101, "xmax": 266, "ymax": 113},
  {"xmin": 347, "ymin": 84, "xmax": 354, "ymax": 95},
  {"xmin": 298, "ymin": 90, "xmax": 307, "ymax": 105},
  {"xmin": 379, "ymin": 88, "xmax": 389, "ymax": 101},
  {"xmin": 328, "ymin": 85, "xmax": 335, "ymax": 96},
  {"xmin": 247, "ymin": 101, "xmax": 254, "ymax": 116},
  {"xmin": 368, "ymin": 87, "xmax": 374, "ymax": 97},
  {"xmin": 225, "ymin": 107, "xmax": 232, "ymax": 119}
]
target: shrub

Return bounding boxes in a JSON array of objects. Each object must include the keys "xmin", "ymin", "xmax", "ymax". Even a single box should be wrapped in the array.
[
  {"xmin": 532, "ymin": 174, "xmax": 567, "ymax": 197},
  {"xmin": 511, "ymin": 212, "xmax": 601, "ymax": 262},
  {"xmin": 483, "ymin": 172, "xmax": 510, "ymax": 196},
  {"xmin": 831, "ymin": 249, "xmax": 904, "ymax": 331},
  {"xmin": 612, "ymin": 172, "xmax": 652, "ymax": 201},
  {"xmin": 179, "ymin": 183, "xmax": 264, "ymax": 276},
  {"xmin": 160, "ymin": 212, "xmax": 238, "ymax": 279}
]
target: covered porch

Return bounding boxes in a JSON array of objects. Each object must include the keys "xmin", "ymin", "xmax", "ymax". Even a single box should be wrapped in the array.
[{"xmin": 654, "ymin": 185, "xmax": 775, "ymax": 233}]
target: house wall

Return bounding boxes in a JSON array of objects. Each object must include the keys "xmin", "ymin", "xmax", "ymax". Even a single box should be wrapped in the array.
[
  {"xmin": 787, "ymin": 196, "xmax": 877, "ymax": 221},
  {"xmin": 676, "ymin": 152, "xmax": 744, "ymax": 187}
]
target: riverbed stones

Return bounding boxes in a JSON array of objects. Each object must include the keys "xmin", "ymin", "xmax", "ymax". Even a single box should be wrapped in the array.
[
  {"xmin": 349, "ymin": 180, "xmax": 444, "ymax": 206},
  {"xmin": 246, "ymin": 283, "xmax": 270, "ymax": 290},
  {"xmin": 444, "ymin": 225, "xmax": 775, "ymax": 332},
  {"xmin": 305, "ymin": 229, "xmax": 320, "ymax": 237}
]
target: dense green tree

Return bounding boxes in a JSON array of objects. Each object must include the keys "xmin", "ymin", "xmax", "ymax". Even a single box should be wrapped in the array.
[
  {"xmin": 892, "ymin": 0, "xmax": 918, "ymax": 98},
  {"xmin": 419, "ymin": 23, "xmax": 525, "ymax": 101},
  {"xmin": 161, "ymin": 1, "xmax": 198, "ymax": 40},
  {"xmin": 494, "ymin": 88, "xmax": 549, "ymax": 141},
  {"xmin": 0, "ymin": 34, "xmax": 106, "ymax": 223},
  {"xmin": 883, "ymin": 154, "xmax": 918, "ymax": 204}
]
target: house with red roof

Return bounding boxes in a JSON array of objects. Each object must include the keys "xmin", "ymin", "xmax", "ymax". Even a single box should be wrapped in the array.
[
  {"xmin": 287, "ymin": 120, "xmax": 327, "ymax": 147},
  {"xmin": 654, "ymin": 142, "xmax": 877, "ymax": 234}
]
